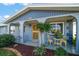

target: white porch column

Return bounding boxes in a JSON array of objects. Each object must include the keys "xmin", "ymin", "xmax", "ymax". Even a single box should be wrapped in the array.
[
  {"xmin": 39, "ymin": 32, "xmax": 42, "ymax": 46},
  {"xmin": 42, "ymin": 32, "xmax": 45, "ymax": 44},
  {"xmin": 69, "ymin": 20, "xmax": 73, "ymax": 36},
  {"xmin": 39, "ymin": 31, "xmax": 45, "ymax": 46},
  {"xmin": 19, "ymin": 21, "xmax": 24, "ymax": 43},
  {"xmin": 37, "ymin": 18, "xmax": 46, "ymax": 46},
  {"xmin": 7, "ymin": 24, "xmax": 10, "ymax": 34},
  {"xmin": 64, "ymin": 21, "xmax": 68, "ymax": 36},
  {"xmin": 76, "ymin": 17, "xmax": 79, "ymax": 52},
  {"xmin": 73, "ymin": 14, "xmax": 79, "ymax": 53}
]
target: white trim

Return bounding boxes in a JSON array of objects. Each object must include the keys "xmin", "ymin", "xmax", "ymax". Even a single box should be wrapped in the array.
[{"xmin": 28, "ymin": 3, "xmax": 79, "ymax": 7}]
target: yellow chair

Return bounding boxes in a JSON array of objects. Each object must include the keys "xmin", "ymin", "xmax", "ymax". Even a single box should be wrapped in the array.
[
  {"xmin": 60, "ymin": 39, "xmax": 67, "ymax": 47},
  {"xmin": 48, "ymin": 35, "xmax": 53, "ymax": 45},
  {"xmin": 53, "ymin": 38, "xmax": 67, "ymax": 47},
  {"xmin": 48, "ymin": 39, "xmax": 53, "ymax": 45}
]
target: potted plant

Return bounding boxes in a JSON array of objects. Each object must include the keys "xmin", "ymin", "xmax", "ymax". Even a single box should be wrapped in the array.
[
  {"xmin": 51, "ymin": 29, "xmax": 67, "ymax": 47},
  {"xmin": 51, "ymin": 29, "xmax": 63, "ymax": 39}
]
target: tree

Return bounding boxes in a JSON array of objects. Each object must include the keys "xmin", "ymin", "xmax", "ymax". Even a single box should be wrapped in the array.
[{"xmin": 37, "ymin": 22, "xmax": 51, "ymax": 45}]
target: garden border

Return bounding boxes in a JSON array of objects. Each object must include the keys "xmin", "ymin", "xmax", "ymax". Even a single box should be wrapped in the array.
[{"xmin": 2, "ymin": 48, "xmax": 22, "ymax": 56}]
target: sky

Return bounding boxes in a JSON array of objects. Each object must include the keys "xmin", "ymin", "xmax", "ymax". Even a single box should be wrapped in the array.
[{"xmin": 0, "ymin": 3, "xmax": 28, "ymax": 23}]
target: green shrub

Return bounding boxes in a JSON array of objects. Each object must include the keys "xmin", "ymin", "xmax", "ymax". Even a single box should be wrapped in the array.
[
  {"xmin": 0, "ymin": 34, "xmax": 15, "ymax": 47},
  {"xmin": 54, "ymin": 47, "xmax": 68, "ymax": 56},
  {"xmin": 33, "ymin": 45, "xmax": 46, "ymax": 56}
]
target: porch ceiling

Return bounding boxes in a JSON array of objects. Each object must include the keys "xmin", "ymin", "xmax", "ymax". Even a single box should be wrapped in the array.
[
  {"xmin": 10, "ymin": 23, "xmax": 20, "ymax": 26},
  {"xmin": 24, "ymin": 20, "xmax": 38, "ymax": 25},
  {"xmin": 45, "ymin": 16, "xmax": 75, "ymax": 23}
]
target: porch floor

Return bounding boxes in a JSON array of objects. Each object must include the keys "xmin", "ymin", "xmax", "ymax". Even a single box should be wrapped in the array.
[{"xmin": 23, "ymin": 41, "xmax": 39, "ymax": 47}]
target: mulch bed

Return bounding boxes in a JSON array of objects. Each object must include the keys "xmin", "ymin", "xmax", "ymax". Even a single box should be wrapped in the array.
[
  {"xmin": 9, "ymin": 43, "xmax": 79, "ymax": 56},
  {"xmin": 9, "ymin": 43, "xmax": 54, "ymax": 56}
]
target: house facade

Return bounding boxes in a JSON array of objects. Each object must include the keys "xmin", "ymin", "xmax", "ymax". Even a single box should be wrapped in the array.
[
  {"xmin": 1, "ymin": 3, "xmax": 79, "ymax": 53},
  {"xmin": 0, "ymin": 24, "xmax": 7, "ymax": 35}
]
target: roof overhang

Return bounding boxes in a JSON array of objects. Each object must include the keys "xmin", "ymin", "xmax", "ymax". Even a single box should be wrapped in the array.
[
  {"xmin": 4, "ymin": 3, "xmax": 79, "ymax": 24},
  {"xmin": 0, "ymin": 24, "xmax": 7, "ymax": 26}
]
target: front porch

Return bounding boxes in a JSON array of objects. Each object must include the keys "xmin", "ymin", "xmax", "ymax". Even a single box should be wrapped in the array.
[{"xmin": 8, "ymin": 13, "xmax": 79, "ymax": 54}]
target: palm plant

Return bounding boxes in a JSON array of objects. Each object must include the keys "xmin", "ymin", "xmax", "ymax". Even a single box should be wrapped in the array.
[
  {"xmin": 33, "ymin": 45, "xmax": 46, "ymax": 56},
  {"xmin": 37, "ymin": 22, "xmax": 51, "ymax": 44}
]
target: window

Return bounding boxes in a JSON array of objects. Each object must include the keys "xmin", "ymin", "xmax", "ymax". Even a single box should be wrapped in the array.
[
  {"xmin": 33, "ymin": 32, "xmax": 39, "ymax": 39},
  {"xmin": 32, "ymin": 24, "xmax": 38, "ymax": 31},
  {"xmin": 10, "ymin": 26, "xmax": 15, "ymax": 34},
  {"xmin": 51, "ymin": 22, "xmax": 64, "ymax": 34},
  {"xmin": 57, "ymin": 23, "xmax": 63, "ymax": 33}
]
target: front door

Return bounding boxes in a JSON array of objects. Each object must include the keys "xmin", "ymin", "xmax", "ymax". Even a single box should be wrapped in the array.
[{"xmin": 32, "ymin": 24, "xmax": 39, "ymax": 42}]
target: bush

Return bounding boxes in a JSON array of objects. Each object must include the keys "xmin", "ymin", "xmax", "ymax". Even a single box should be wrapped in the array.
[
  {"xmin": 54, "ymin": 47, "xmax": 68, "ymax": 56},
  {"xmin": 0, "ymin": 34, "xmax": 15, "ymax": 47},
  {"xmin": 33, "ymin": 45, "xmax": 46, "ymax": 56}
]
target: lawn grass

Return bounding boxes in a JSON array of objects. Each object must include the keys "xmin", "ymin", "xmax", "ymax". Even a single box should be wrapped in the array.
[{"xmin": 0, "ymin": 49, "xmax": 17, "ymax": 56}]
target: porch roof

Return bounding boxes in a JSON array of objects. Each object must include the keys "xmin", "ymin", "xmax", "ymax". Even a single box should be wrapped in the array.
[
  {"xmin": 4, "ymin": 3, "xmax": 79, "ymax": 24},
  {"xmin": 45, "ymin": 16, "xmax": 75, "ymax": 23}
]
